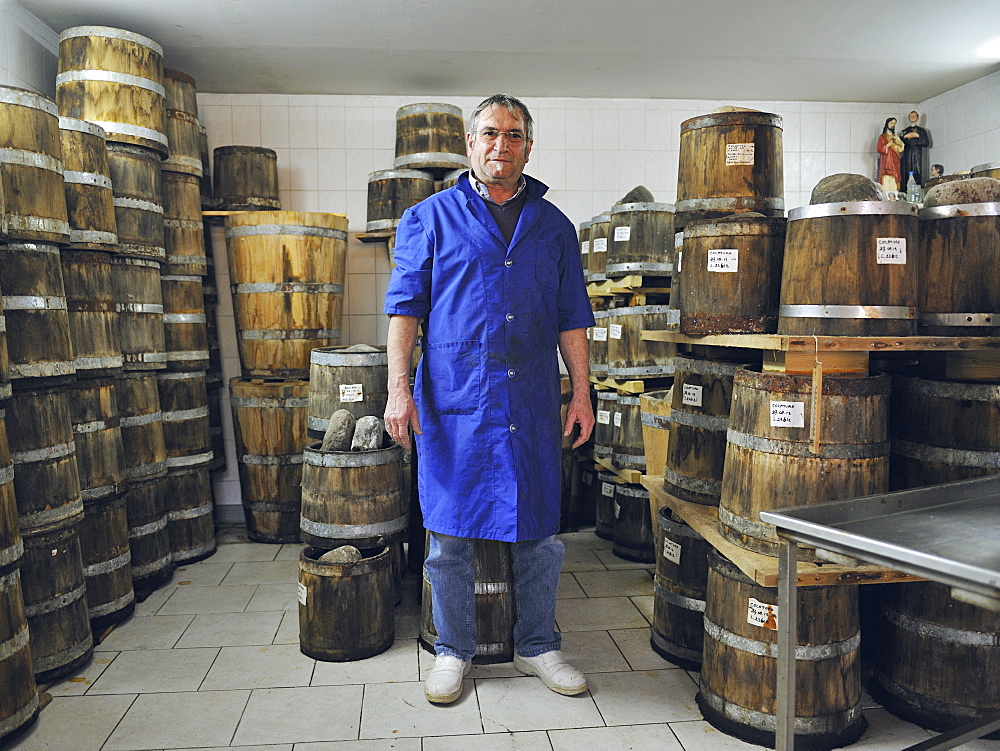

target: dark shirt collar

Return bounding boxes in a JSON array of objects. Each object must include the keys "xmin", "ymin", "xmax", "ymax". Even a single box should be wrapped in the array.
[{"xmin": 468, "ymin": 171, "xmax": 527, "ymax": 206}]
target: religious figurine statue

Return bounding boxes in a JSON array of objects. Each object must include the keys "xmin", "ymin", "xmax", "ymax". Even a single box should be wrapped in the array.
[
  {"xmin": 899, "ymin": 110, "xmax": 930, "ymax": 186},
  {"xmin": 877, "ymin": 117, "xmax": 905, "ymax": 193}
]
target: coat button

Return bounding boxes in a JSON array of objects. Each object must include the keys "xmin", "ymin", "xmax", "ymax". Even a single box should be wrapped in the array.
[
  {"xmin": 509, "ymin": 424, "xmax": 517, "ymax": 432},
  {"xmin": 506, "ymin": 313, "xmax": 514, "ymax": 321},
  {"xmin": 505, "ymin": 259, "xmax": 513, "ymax": 267},
  {"xmin": 507, "ymin": 369, "xmax": 515, "ymax": 378}
]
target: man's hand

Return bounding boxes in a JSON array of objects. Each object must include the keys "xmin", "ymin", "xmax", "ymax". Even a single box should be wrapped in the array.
[{"xmin": 563, "ymin": 391, "xmax": 595, "ymax": 450}]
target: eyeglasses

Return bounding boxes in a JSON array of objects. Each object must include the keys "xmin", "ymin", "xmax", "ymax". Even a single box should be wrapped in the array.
[{"xmin": 476, "ymin": 128, "xmax": 527, "ymax": 144}]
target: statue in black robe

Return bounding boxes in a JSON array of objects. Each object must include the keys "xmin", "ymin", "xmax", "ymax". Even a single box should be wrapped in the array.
[{"xmin": 900, "ymin": 110, "xmax": 930, "ymax": 187}]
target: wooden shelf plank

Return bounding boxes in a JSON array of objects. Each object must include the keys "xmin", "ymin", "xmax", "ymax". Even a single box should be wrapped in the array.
[
  {"xmin": 357, "ymin": 230, "xmax": 394, "ymax": 244},
  {"xmin": 641, "ymin": 475, "xmax": 925, "ymax": 588},
  {"xmin": 640, "ymin": 331, "xmax": 1000, "ymax": 353},
  {"xmin": 592, "ymin": 453, "xmax": 643, "ymax": 485}
]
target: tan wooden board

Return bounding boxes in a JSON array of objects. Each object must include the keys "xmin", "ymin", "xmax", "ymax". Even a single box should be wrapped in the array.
[
  {"xmin": 589, "ymin": 375, "xmax": 672, "ymax": 394},
  {"xmin": 641, "ymin": 475, "xmax": 926, "ymax": 588},
  {"xmin": 357, "ymin": 229, "xmax": 394, "ymax": 244},
  {"xmin": 592, "ymin": 453, "xmax": 643, "ymax": 484},
  {"xmin": 641, "ymin": 331, "xmax": 1000, "ymax": 353}
]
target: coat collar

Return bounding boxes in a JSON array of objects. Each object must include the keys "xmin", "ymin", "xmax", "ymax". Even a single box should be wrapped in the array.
[{"xmin": 456, "ymin": 172, "xmax": 548, "ymax": 249}]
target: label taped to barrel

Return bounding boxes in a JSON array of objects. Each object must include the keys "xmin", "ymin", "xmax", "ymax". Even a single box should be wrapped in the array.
[
  {"xmin": 682, "ymin": 384, "xmax": 703, "ymax": 407},
  {"xmin": 609, "ymin": 324, "xmax": 623, "ymax": 340},
  {"xmin": 726, "ymin": 143, "xmax": 755, "ymax": 166},
  {"xmin": 676, "ymin": 251, "xmax": 682, "ymax": 273},
  {"xmin": 602, "ymin": 482, "xmax": 615, "ymax": 497},
  {"xmin": 614, "ymin": 412, "xmax": 622, "ymax": 427},
  {"xmin": 614, "ymin": 226, "xmax": 631, "ymax": 242},
  {"xmin": 770, "ymin": 401, "xmax": 805, "ymax": 428},
  {"xmin": 614, "ymin": 501, "xmax": 621, "ymax": 518},
  {"xmin": 297, "ymin": 582, "xmax": 307, "ymax": 606},
  {"xmin": 663, "ymin": 538, "xmax": 682, "ymax": 565},
  {"xmin": 748, "ymin": 598, "xmax": 778, "ymax": 629},
  {"xmin": 581, "ymin": 241, "xmax": 590, "ymax": 254},
  {"xmin": 597, "ymin": 410, "xmax": 611, "ymax": 425},
  {"xmin": 707, "ymin": 249, "xmax": 738, "ymax": 272},
  {"xmin": 592, "ymin": 327, "xmax": 608, "ymax": 342},
  {"xmin": 339, "ymin": 384, "xmax": 363, "ymax": 402},
  {"xmin": 876, "ymin": 237, "xmax": 906, "ymax": 264},
  {"xmin": 592, "ymin": 238, "xmax": 608, "ymax": 253}
]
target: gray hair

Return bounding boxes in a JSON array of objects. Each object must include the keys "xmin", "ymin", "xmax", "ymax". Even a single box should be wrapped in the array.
[{"xmin": 468, "ymin": 94, "xmax": 534, "ymax": 141}]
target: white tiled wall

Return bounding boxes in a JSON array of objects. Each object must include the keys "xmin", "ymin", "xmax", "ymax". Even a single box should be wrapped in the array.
[
  {"xmin": 0, "ymin": 0, "xmax": 57, "ymax": 95},
  {"xmin": 921, "ymin": 68, "xmax": 1000, "ymax": 175}
]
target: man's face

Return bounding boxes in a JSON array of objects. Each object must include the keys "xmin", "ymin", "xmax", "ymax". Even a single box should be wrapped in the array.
[
  {"xmin": 888, "ymin": 119, "xmax": 897, "ymax": 132},
  {"xmin": 466, "ymin": 104, "xmax": 533, "ymax": 185},
  {"xmin": 909, "ymin": 111, "xmax": 919, "ymax": 125}
]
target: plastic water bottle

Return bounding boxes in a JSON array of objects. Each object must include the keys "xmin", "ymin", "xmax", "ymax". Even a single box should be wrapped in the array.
[{"xmin": 906, "ymin": 172, "xmax": 921, "ymax": 204}]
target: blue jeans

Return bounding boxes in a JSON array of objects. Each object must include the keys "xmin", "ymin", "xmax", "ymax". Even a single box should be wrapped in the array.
[{"xmin": 424, "ymin": 531, "xmax": 564, "ymax": 662}]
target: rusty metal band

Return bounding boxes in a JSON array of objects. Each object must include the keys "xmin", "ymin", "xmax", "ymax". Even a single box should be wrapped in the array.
[
  {"xmin": 658, "ymin": 513, "xmax": 703, "ymax": 539},
  {"xmin": 18, "ymin": 500, "xmax": 83, "ymax": 531},
  {"xmin": 160, "ymin": 406, "xmax": 209, "ymax": 422},
  {"xmin": 0, "ymin": 85, "xmax": 57, "ymax": 112},
  {"xmin": 160, "ymin": 274, "xmax": 202, "ymax": 283},
  {"xmin": 0, "ymin": 461, "xmax": 13, "ymax": 485},
  {"xmin": 171, "ymin": 539, "xmax": 217, "ymax": 562},
  {"xmin": 677, "ymin": 357, "xmax": 742, "ymax": 377},
  {"xmin": 156, "ymin": 370, "xmax": 206, "ymax": 381},
  {"xmin": 59, "ymin": 24, "xmax": 164, "ymax": 53},
  {"xmin": 129, "ymin": 516, "xmax": 168, "ymax": 538},
  {"xmin": 608, "ymin": 365, "xmax": 675, "ymax": 377},
  {"xmin": 393, "ymin": 153, "xmax": 467, "ymax": 169},
  {"xmin": 115, "ymin": 257, "xmax": 161, "ymax": 270},
  {"xmin": 299, "ymin": 514, "xmax": 409, "ymax": 539},
  {"xmin": 232, "ymin": 395, "xmax": 310, "ymax": 409},
  {"xmin": 596, "ymin": 392, "xmax": 618, "ymax": 404},
  {"xmin": 165, "ymin": 451, "xmax": 214, "ymax": 468},
  {"xmin": 123, "ymin": 351, "xmax": 168, "ymax": 364},
  {"xmin": 75, "ymin": 354, "xmax": 124, "ymax": 370},
  {"xmin": 667, "ymin": 409, "xmax": 729, "ymax": 431},
  {"xmin": 920, "ymin": 312, "xmax": 997, "ymax": 326},
  {"xmin": 163, "ymin": 314, "xmax": 208, "ymax": 324},
  {"xmin": 663, "ymin": 467, "xmax": 721, "ymax": 497},
  {"xmin": 24, "ymin": 582, "xmax": 87, "ymax": 617},
  {"xmin": 641, "ymin": 411, "xmax": 672, "ymax": 430},
  {"xmin": 894, "ymin": 374, "xmax": 1000, "ymax": 401},
  {"xmin": 704, "ymin": 616, "xmax": 860, "ymax": 660},
  {"xmin": 32, "ymin": 634, "xmax": 94, "ymax": 674},
  {"xmin": 2, "ymin": 242, "xmax": 62, "ymax": 258},
  {"xmin": 892, "ymin": 439, "xmax": 1000, "ymax": 469},
  {"xmin": 163, "ymin": 154, "xmax": 203, "ymax": 173},
  {"xmin": 233, "ymin": 282, "xmax": 344, "ymax": 294},
  {"xmin": 10, "ymin": 440, "xmax": 76, "ymax": 464},
  {"xmin": 241, "ymin": 453, "xmax": 304, "ymax": 466},
  {"xmin": 474, "ymin": 581, "xmax": 508, "ymax": 595},
  {"xmin": 654, "ymin": 579, "xmax": 706, "ymax": 613},
  {"xmin": 130, "ymin": 553, "xmax": 172, "ymax": 578},
  {"xmin": 63, "ymin": 169, "xmax": 113, "ymax": 189},
  {"xmin": 168, "ymin": 503, "xmax": 213, "ymax": 521},
  {"xmin": 225, "ymin": 224, "xmax": 347, "ymax": 240},
  {"xmin": 615, "ymin": 483, "xmax": 649, "ymax": 499},
  {"xmin": 304, "ymin": 444, "xmax": 401, "ymax": 468},
  {"xmin": 10, "ymin": 361, "xmax": 77, "ymax": 379},
  {"xmin": 119, "ymin": 243, "xmax": 166, "ymax": 258},
  {"xmin": 73, "ymin": 417, "xmax": 118, "ymax": 434},
  {"xmin": 618, "ymin": 395, "xmax": 641, "ymax": 407},
  {"xmin": 717, "ymin": 505, "xmax": 776, "ymax": 542},
  {"xmin": 606, "ymin": 261, "xmax": 674, "ymax": 275},
  {"xmin": 81, "ymin": 483, "xmax": 117, "ymax": 501},
  {"xmin": 780, "ymin": 304, "xmax": 915, "ymax": 320},
  {"xmin": 369, "ymin": 168, "xmax": 436, "ymax": 181},
  {"xmin": 83, "ymin": 549, "xmax": 132, "ymax": 578},
  {"xmin": 698, "ymin": 685, "xmax": 862, "ymax": 735},
  {"xmin": 0, "ymin": 621, "xmax": 29, "ymax": 663},
  {"xmin": 239, "ymin": 328, "xmax": 340, "ymax": 340},
  {"xmin": 613, "ymin": 451, "xmax": 645, "ymax": 469},
  {"xmin": 650, "ymin": 629, "xmax": 702, "ymax": 663},
  {"xmin": 88, "ymin": 589, "xmax": 135, "ymax": 618},
  {"xmin": 919, "ymin": 202, "xmax": 1000, "ymax": 219},
  {"xmin": 611, "ymin": 201, "xmax": 674, "ymax": 215},
  {"xmin": 165, "ymin": 253, "xmax": 208, "ymax": 267},
  {"xmin": 310, "ymin": 348, "xmax": 387, "ymax": 367},
  {"xmin": 163, "ymin": 218, "xmax": 204, "ymax": 231},
  {"xmin": 56, "ymin": 68, "xmax": 165, "ymax": 96},
  {"xmin": 58, "ymin": 116, "xmax": 107, "ymax": 137},
  {"xmin": 120, "ymin": 411, "xmax": 162, "ymax": 428},
  {"xmin": 116, "ymin": 303, "xmax": 164, "ymax": 314},
  {"xmin": 396, "ymin": 102, "xmax": 463, "ymax": 117},
  {"xmin": 0, "ymin": 539, "xmax": 23, "ymax": 571},
  {"xmin": 114, "ymin": 196, "xmax": 164, "ymax": 214},
  {"xmin": 676, "ymin": 196, "xmax": 785, "ymax": 212},
  {"xmin": 165, "ymin": 350, "xmax": 210, "ymax": 363},
  {"xmin": 0, "ymin": 147, "xmax": 63, "ymax": 172},
  {"xmin": 881, "ymin": 603, "xmax": 1000, "ymax": 647},
  {"xmin": 96, "ymin": 121, "xmax": 168, "ymax": 148},
  {"xmin": 0, "ymin": 385, "xmax": 9, "ymax": 401},
  {"xmin": 166, "ymin": 108, "xmax": 199, "ymax": 125},
  {"xmin": 0, "ymin": 692, "xmax": 38, "ymax": 738},
  {"xmin": 124, "ymin": 460, "xmax": 168, "ymax": 479},
  {"xmin": 726, "ymin": 428, "xmax": 889, "ymax": 460},
  {"xmin": 789, "ymin": 201, "xmax": 917, "ymax": 220},
  {"xmin": 69, "ymin": 229, "xmax": 118, "ymax": 245},
  {"xmin": 3, "ymin": 294, "xmax": 67, "ymax": 311}
]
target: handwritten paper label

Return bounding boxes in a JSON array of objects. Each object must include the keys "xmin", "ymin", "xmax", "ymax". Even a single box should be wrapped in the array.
[
  {"xmin": 614, "ymin": 226, "xmax": 631, "ymax": 242},
  {"xmin": 675, "ymin": 250, "xmax": 683, "ymax": 273},
  {"xmin": 609, "ymin": 324, "xmax": 623, "ymax": 340},
  {"xmin": 593, "ymin": 237, "xmax": 608, "ymax": 253},
  {"xmin": 748, "ymin": 598, "xmax": 779, "ymax": 629},
  {"xmin": 682, "ymin": 384, "xmax": 703, "ymax": 407},
  {"xmin": 602, "ymin": 482, "xmax": 615, "ymax": 497},
  {"xmin": 339, "ymin": 384, "xmax": 364, "ymax": 403},
  {"xmin": 675, "ymin": 231, "xmax": 685, "ymax": 249},
  {"xmin": 726, "ymin": 143, "xmax": 755, "ymax": 166},
  {"xmin": 592, "ymin": 327, "xmax": 608, "ymax": 342},
  {"xmin": 298, "ymin": 582, "xmax": 307, "ymax": 606},
  {"xmin": 663, "ymin": 538, "xmax": 682, "ymax": 565},
  {"xmin": 770, "ymin": 401, "xmax": 805, "ymax": 428},
  {"xmin": 667, "ymin": 308, "xmax": 681, "ymax": 326},
  {"xmin": 707, "ymin": 249, "xmax": 739, "ymax": 272},
  {"xmin": 581, "ymin": 240, "xmax": 590, "ymax": 254},
  {"xmin": 877, "ymin": 237, "xmax": 907, "ymax": 264},
  {"xmin": 597, "ymin": 410, "xmax": 611, "ymax": 425},
  {"xmin": 614, "ymin": 412, "xmax": 622, "ymax": 427}
]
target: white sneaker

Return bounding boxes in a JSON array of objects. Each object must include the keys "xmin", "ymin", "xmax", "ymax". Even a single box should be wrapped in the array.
[
  {"xmin": 424, "ymin": 654, "xmax": 471, "ymax": 704},
  {"xmin": 513, "ymin": 650, "xmax": 588, "ymax": 695}
]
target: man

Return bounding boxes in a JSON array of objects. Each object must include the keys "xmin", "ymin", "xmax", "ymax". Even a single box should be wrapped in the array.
[
  {"xmin": 900, "ymin": 110, "xmax": 930, "ymax": 187},
  {"xmin": 383, "ymin": 94, "xmax": 595, "ymax": 704}
]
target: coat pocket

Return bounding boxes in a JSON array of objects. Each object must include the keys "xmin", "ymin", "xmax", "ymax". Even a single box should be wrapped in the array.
[{"xmin": 425, "ymin": 340, "xmax": 482, "ymax": 415}]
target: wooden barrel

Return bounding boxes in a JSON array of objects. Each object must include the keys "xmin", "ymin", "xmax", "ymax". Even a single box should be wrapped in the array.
[
  {"xmin": 0, "ymin": 568, "xmax": 39, "ymax": 743},
  {"xmin": 106, "ymin": 142, "xmax": 166, "ymax": 261},
  {"xmin": 611, "ymin": 483, "xmax": 654, "ymax": 563},
  {"xmin": 156, "ymin": 370, "xmax": 212, "ymax": 470},
  {"xmin": 606, "ymin": 305, "xmax": 676, "ymax": 379},
  {"xmin": 0, "ymin": 86, "xmax": 70, "ymax": 244},
  {"xmin": 587, "ymin": 212, "xmax": 611, "ymax": 281},
  {"xmin": 122, "ymin": 473, "xmax": 173, "ymax": 597},
  {"xmin": 575, "ymin": 464, "xmax": 599, "ymax": 527},
  {"xmin": 78, "ymin": 491, "xmax": 134, "ymax": 629},
  {"xmin": 299, "ymin": 545, "xmax": 395, "ymax": 661},
  {"xmin": 163, "ymin": 464, "xmax": 216, "ymax": 564},
  {"xmin": 699, "ymin": 550, "xmax": 864, "ymax": 749},
  {"xmin": 420, "ymin": 536, "xmax": 514, "ymax": 663},
  {"xmin": 651, "ymin": 508, "xmax": 709, "ymax": 668},
  {"xmin": 366, "ymin": 169, "xmax": 436, "ymax": 232},
  {"xmin": 889, "ymin": 374, "xmax": 1000, "ymax": 489},
  {"xmin": 300, "ymin": 441, "xmax": 406, "ymax": 549},
  {"xmin": 160, "ymin": 272, "xmax": 209, "ymax": 371},
  {"xmin": 593, "ymin": 390, "xmax": 618, "ymax": 460},
  {"xmin": 1, "ymin": 242, "xmax": 76, "ymax": 386},
  {"xmin": 213, "ymin": 146, "xmax": 280, "ymax": 211},
  {"xmin": 198, "ymin": 124, "xmax": 213, "ymax": 208},
  {"xmin": 0, "ymin": 411, "xmax": 21, "ymax": 576},
  {"xmin": 61, "ymin": 249, "xmax": 123, "ymax": 377},
  {"xmin": 117, "ymin": 371, "xmax": 168, "ymax": 482},
  {"xmin": 665, "ymin": 230, "xmax": 684, "ymax": 331},
  {"xmin": 161, "ymin": 170, "xmax": 208, "ymax": 276},
  {"xmin": 56, "ymin": 25, "xmax": 167, "ymax": 156},
  {"xmin": 578, "ymin": 219, "xmax": 592, "ymax": 273},
  {"xmin": 21, "ymin": 521, "xmax": 94, "ymax": 683},
  {"xmin": 393, "ymin": 103, "xmax": 467, "ymax": 173},
  {"xmin": 230, "ymin": 377, "xmax": 308, "ymax": 544},
  {"xmin": 612, "ymin": 394, "xmax": 645, "ymax": 472},
  {"xmin": 588, "ymin": 306, "xmax": 611, "ymax": 376},
  {"xmin": 719, "ymin": 368, "xmax": 890, "ymax": 557},
  {"xmin": 162, "ymin": 69, "xmax": 202, "ymax": 177},
  {"xmin": 778, "ymin": 202, "xmax": 918, "ymax": 337},
  {"xmin": 606, "ymin": 202, "xmax": 675, "ymax": 278},
  {"xmin": 917, "ymin": 202, "xmax": 1000, "ymax": 336},
  {"xmin": 640, "ymin": 389, "xmax": 671, "ymax": 478},
  {"xmin": 439, "ymin": 168, "xmax": 465, "ymax": 190},
  {"xmin": 676, "ymin": 110, "xmax": 784, "ymax": 229},
  {"xmin": 58, "ymin": 117, "xmax": 117, "ymax": 250},
  {"xmin": 870, "ymin": 581, "xmax": 1000, "ymax": 735},
  {"xmin": 7, "ymin": 386, "xmax": 83, "ymax": 533},
  {"xmin": 595, "ymin": 471, "xmax": 618, "ymax": 540},
  {"xmin": 664, "ymin": 355, "xmax": 746, "ymax": 506},
  {"xmin": 307, "ymin": 345, "xmax": 389, "ymax": 439},
  {"xmin": 68, "ymin": 377, "xmax": 125, "ymax": 502},
  {"xmin": 971, "ymin": 163, "xmax": 1000, "ymax": 180},
  {"xmin": 680, "ymin": 215, "xmax": 786, "ymax": 334},
  {"xmin": 112, "ymin": 256, "xmax": 167, "ymax": 371},
  {"xmin": 226, "ymin": 211, "xmax": 347, "ymax": 378},
  {"xmin": 206, "ymin": 378, "xmax": 226, "ymax": 474}
]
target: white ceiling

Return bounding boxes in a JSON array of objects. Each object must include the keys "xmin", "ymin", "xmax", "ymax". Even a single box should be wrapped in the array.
[{"xmin": 19, "ymin": 0, "xmax": 1000, "ymax": 102}]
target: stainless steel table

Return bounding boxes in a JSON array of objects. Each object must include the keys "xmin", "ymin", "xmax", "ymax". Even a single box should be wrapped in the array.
[{"xmin": 760, "ymin": 474, "xmax": 1000, "ymax": 751}]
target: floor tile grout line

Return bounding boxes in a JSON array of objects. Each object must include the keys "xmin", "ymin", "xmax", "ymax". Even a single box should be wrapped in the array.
[{"xmin": 95, "ymin": 691, "xmax": 139, "ymax": 751}]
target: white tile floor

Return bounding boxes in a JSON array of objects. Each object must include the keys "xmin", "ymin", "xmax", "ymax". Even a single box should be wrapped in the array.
[{"xmin": 9, "ymin": 527, "xmax": 1000, "ymax": 751}]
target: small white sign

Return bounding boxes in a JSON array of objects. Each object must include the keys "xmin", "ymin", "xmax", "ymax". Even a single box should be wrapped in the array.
[
  {"xmin": 339, "ymin": 383, "xmax": 364, "ymax": 403},
  {"xmin": 877, "ymin": 237, "xmax": 907, "ymax": 264},
  {"xmin": 597, "ymin": 410, "xmax": 611, "ymax": 425},
  {"xmin": 602, "ymin": 481, "xmax": 615, "ymax": 497},
  {"xmin": 770, "ymin": 401, "xmax": 805, "ymax": 428},
  {"xmin": 662, "ymin": 538, "xmax": 682, "ymax": 565},
  {"xmin": 593, "ymin": 238, "xmax": 608, "ymax": 253},
  {"xmin": 614, "ymin": 412, "xmax": 622, "ymax": 427},
  {"xmin": 676, "ymin": 250, "xmax": 683, "ymax": 273},
  {"xmin": 609, "ymin": 324, "xmax": 623, "ymax": 340},
  {"xmin": 726, "ymin": 142, "xmax": 755, "ymax": 166},
  {"xmin": 682, "ymin": 384, "xmax": 704, "ymax": 407},
  {"xmin": 592, "ymin": 327, "xmax": 608, "ymax": 342},
  {"xmin": 707, "ymin": 249, "xmax": 739, "ymax": 273},
  {"xmin": 581, "ymin": 240, "xmax": 590, "ymax": 255},
  {"xmin": 297, "ymin": 582, "xmax": 307, "ymax": 606},
  {"xmin": 614, "ymin": 226, "xmax": 631, "ymax": 242},
  {"xmin": 667, "ymin": 308, "xmax": 681, "ymax": 326},
  {"xmin": 748, "ymin": 598, "xmax": 778, "ymax": 630},
  {"xmin": 675, "ymin": 232, "xmax": 684, "ymax": 249},
  {"xmin": 614, "ymin": 501, "xmax": 621, "ymax": 519}
]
